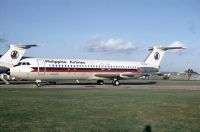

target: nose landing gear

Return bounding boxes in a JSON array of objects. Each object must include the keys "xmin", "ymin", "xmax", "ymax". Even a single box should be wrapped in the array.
[
  {"xmin": 97, "ymin": 80, "xmax": 104, "ymax": 85},
  {"xmin": 35, "ymin": 80, "xmax": 42, "ymax": 87}
]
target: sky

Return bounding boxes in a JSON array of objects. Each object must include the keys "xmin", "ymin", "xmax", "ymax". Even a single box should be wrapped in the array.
[{"xmin": 0, "ymin": 0, "xmax": 200, "ymax": 72}]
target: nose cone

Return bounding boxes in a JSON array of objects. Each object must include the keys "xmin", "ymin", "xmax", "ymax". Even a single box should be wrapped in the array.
[
  {"xmin": 10, "ymin": 66, "xmax": 34, "ymax": 79},
  {"xmin": 10, "ymin": 67, "xmax": 20, "ymax": 77}
]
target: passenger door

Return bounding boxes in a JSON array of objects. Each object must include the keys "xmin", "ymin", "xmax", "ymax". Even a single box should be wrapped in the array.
[{"xmin": 37, "ymin": 59, "xmax": 46, "ymax": 75}]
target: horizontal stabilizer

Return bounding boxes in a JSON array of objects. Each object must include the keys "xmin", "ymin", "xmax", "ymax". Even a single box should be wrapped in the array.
[
  {"xmin": 148, "ymin": 46, "xmax": 186, "ymax": 51},
  {"xmin": 10, "ymin": 44, "xmax": 39, "ymax": 49}
]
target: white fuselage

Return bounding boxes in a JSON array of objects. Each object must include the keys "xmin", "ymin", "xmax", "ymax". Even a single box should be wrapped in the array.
[
  {"xmin": 10, "ymin": 58, "xmax": 158, "ymax": 81},
  {"xmin": 9, "ymin": 46, "xmax": 185, "ymax": 85}
]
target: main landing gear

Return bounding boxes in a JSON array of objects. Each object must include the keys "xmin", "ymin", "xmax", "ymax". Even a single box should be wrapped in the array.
[
  {"xmin": 97, "ymin": 79, "xmax": 120, "ymax": 86},
  {"xmin": 112, "ymin": 80, "xmax": 120, "ymax": 86},
  {"xmin": 35, "ymin": 80, "xmax": 57, "ymax": 87},
  {"xmin": 0, "ymin": 74, "xmax": 10, "ymax": 85}
]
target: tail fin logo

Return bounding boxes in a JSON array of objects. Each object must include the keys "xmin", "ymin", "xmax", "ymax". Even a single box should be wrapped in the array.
[
  {"xmin": 11, "ymin": 50, "xmax": 19, "ymax": 59},
  {"xmin": 154, "ymin": 52, "xmax": 160, "ymax": 60}
]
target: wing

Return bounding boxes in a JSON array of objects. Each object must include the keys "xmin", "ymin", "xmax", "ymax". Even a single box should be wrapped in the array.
[{"xmin": 95, "ymin": 72, "xmax": 140, "ymax": 79}]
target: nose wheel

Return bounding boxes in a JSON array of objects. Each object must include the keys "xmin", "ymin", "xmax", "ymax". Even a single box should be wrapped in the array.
[
  {"xmin": 97, "ymin": 80, "xmax": 104, "ymax": 85},
  {"xmin": 35, "ymin": 80, "xmax": 42, "ymax": 87}
]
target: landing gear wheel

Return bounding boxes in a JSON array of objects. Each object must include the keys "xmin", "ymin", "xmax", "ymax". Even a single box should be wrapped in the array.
[
  {"xmin": 35, "ymin": 80, "xmax": 42, "ymax": 87},
  {"xmin": 36, "ymin": 83, "xmax": 41, "ymax": 87},
  {"xmin": 97, "ymin": 80, "xmax": 104, "ymax": 85},
  {"xmin": 112, "ymin": 80, "xmax": 120, "ymax": 86}
]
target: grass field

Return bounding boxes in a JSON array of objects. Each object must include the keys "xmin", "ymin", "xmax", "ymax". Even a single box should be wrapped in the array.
[{"xmin": 0, "ymin": 88, "xmax": 200, "ymax": 132}]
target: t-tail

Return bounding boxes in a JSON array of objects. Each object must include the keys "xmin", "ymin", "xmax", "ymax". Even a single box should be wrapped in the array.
[
  {"xmin": 144, "ymin": 46, "xmax": 186, "ymax": 68},
  {"xmin": 0, "ymin": 44, "xmax": 38, "ymax": 68}
]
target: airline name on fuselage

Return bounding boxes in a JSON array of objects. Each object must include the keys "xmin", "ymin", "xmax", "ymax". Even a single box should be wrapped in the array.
[
  {"xmin": 45, "ymin": 60, "xmax": 67, "ymax": 64},
  {"xmin": 70, "ymin": 60, "xmax": 85, "ymax": 64},
  {"xmin": 44, "ymin": 59, "xmax": 86, "ymax": 64}
]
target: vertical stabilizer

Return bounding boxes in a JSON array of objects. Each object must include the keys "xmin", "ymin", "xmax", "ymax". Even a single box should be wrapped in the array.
[
  {"xmin": 144, "ymin": 46, "xmax": 185, "ymax": 68},
  {"xmin": 0, "ymin": 44, "xmax": 38, "ymax": 68}
]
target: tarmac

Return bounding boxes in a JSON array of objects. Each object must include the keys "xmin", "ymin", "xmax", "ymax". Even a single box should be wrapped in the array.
[{"xmin": 0, "ymin": 80, "xmax": 200, "ymax": 90}]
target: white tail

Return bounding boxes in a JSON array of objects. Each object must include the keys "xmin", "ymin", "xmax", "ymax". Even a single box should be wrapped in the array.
[
  {"xmin": 0, "ymin": 44, "xmax": 38, "ymax": 68},
  {"xmin": 144, "ymin": 46, "xmax": 185, "ymax": 68}
]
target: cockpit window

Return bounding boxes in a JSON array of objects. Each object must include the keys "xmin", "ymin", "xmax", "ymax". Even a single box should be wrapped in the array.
[
  {"xmin": 13, "ymin": 62, "xmax": 31, "ymax": 67},
  {"xmin": 14, "ymin": 62, "xmax": 22, "ymax": 67}
]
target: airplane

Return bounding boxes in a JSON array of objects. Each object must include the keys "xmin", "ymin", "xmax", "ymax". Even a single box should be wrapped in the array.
[
  {"xmin": 0, "ymin": 44, "xmax": 38, "ymax": 84},
  {"xmin": 8, "ymin": 46, "xmax": 185, "ymax": 86}
]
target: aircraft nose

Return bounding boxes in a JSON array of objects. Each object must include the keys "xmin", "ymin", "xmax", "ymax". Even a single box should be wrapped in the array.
[{"xmin": 9, "ymin": 67, "xmax": 19, "ymax": 77}]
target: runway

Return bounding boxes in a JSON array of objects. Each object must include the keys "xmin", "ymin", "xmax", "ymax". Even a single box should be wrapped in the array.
[{"xmin": 0, "ymin": 80, "xmax": 200, "ymax": 90}]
